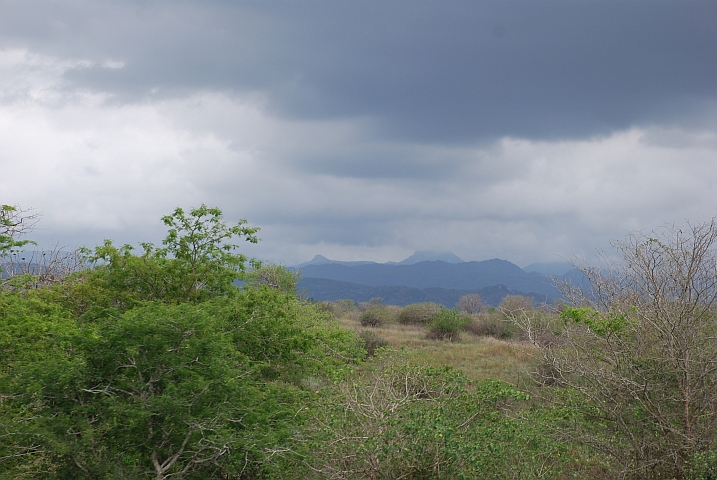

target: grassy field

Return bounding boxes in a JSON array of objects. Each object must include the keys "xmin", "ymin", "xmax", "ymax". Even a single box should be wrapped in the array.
[{"xmin": 336, "ymin": 313, "xmax": 536, "ymax": 384}]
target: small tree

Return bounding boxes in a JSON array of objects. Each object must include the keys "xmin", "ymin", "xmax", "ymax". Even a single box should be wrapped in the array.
[
  {"xmin": 499, "ymin": 294, "xmax": 533, "ymax": 314},
  {"xmin": 507, "ymin": 220, "xmax": 717, "ymax": 479},
  {"xmin": 358, "ymin": 297, "xmax": 383, "ymax": 311},
  {"xmin": 427, "ymin": 307, "xmax": 470, "ymax": 341},
  {"xmin": 246, "ymin": 260, "xmax": 300, "ymax": 294},
  {"xmin": 90, "ymin": 205, "xmax": 259, "ymax": 304},
  {"xmin": 457, "ymin": 293, "xmax": 485, "ymax": 314},
  {"xmin": 0, "ymin": 204, "xmax": 40, "ymax": 254}
]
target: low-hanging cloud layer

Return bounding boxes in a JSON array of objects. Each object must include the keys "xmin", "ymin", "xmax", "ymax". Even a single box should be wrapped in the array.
[{"xmin": 1, "ymin": 0, "xmax": 716, "ymax": 266}]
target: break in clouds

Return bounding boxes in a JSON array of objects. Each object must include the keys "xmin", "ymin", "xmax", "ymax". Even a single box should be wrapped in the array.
[{"xmin": 1, "ymin": 1, "xmax": 716, "ymax": 266}]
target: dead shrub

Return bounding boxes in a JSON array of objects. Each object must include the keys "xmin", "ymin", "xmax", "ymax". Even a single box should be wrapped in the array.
[{"xmin": 465, "ymin": 313, "xmax": 512, "ymax": 339}]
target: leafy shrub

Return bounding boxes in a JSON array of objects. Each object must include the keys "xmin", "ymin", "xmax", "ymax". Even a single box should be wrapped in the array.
[
  {"xmin": 397, "ymin": 302, "xmax": 441, "ymax": 325},
  {"xmin": 427, "ymin": 307, "xmax": 470, "ymax": 341},
  {"xmin": 358, "ymin": 330, "xmax": 389, "ymax": 357},
  {"xmin": 465, "ymin": 313, "xmax": 512, "ymax": 339},
  {"xmin": 360, "ymin": 306, "xmax": 393, "ymax": 327},
  {"xmin": 0, "ymin": 205, "xmax": 372, "ymax": 479},
  {"xmin": 289, "ymin": 351, "xmax": 581, "ymax": 479},
  {"xmin": 245, "ymin": 260, "xmax": 299, "ymax": 294},
  {"xmin": 687, "ymin": 450, "xmax": 717, "ymax": 480}
]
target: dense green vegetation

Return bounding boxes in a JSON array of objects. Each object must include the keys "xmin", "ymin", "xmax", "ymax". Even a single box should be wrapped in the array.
[
  {"xmin": 0, "ymin": 205, "xmax": 364, "ymax": 478},
  {"xmin": 3, "ymin": 204, "xmax": 717, "ymax": 479}
]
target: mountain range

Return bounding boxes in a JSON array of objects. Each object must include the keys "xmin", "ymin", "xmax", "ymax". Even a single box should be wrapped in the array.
[{"xmin": 293, "ymin": 252, "xmax": 582, "ymax": 308}]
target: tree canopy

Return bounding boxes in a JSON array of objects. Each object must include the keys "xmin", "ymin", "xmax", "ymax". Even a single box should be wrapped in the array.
[{"xmin": 0, "ymin": 205, "xmax": 363, "ymax": 479}]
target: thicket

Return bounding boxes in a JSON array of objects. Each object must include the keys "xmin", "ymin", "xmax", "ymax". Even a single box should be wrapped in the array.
[
  {"xmin": 0, "ymin": 205, "xmax": 364, "ymax": 479},
  {"xmin": 8, "ymin": 204, "xmax": 717, "ymax": 478},
  {"xmin": 505, "ymin": 220, "xmax": 717, "ymax": 479},
  {"xmin": 283, "ymin": 351, "xmax": 581, "ymax": 480}
]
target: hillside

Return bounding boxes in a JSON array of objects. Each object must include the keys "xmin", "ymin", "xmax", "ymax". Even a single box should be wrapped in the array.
[
  {"xmin": 298, "ymin": 277, "xmax": 554, "ymax": 307},
  {"xmin": 297, "ymin": 258, "xmax": 560, "ymax": 298}
]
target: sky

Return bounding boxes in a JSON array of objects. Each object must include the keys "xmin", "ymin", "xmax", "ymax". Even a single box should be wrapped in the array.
[{"xmin": 1, "ymin": 0, "xmax": 716, "ymax": 267}]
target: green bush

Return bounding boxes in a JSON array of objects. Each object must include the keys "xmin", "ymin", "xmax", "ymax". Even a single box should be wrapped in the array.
[
  {"xmin": 397, "ymin": 302, "xmax": 441, "ymax": 325},
  {"xmin": 359, "ymin": 306, "xmax": 393, "ymax": 327},
  {"xmin": 288, "ymin": 351, "xmax": 582, "ymax": 479},
  {"xmin": 0, "ymin": 205, "xmax": 371, "ymax": 479},
  {"xmin": 358, "ymin": 330, "xmax": 389, "ymax": 357},
  {"xmin": 427, "ymin": 307, "xmax": 470, "ymax": 341}
]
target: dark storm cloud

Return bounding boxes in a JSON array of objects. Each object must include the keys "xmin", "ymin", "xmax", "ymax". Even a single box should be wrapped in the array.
[
  {"xmin": 3, "ymin": 0, "xmax": 717, "ymax": 267},
  {"xmin": 2, "ymin": 0, "xmax": 715, "ymax": 143}
]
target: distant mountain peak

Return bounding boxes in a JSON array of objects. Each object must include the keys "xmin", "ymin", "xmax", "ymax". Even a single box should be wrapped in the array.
[
  {"xmin": 522, "ymin": 261, "xmax": 573, "ymax": 276},
  {"xmin": 398, "ymin": 251, "xmax": 464, "ymax": 265},
  {"xmin": 293, "ymin": 255, "xmax": 377, "ymax": 268}
]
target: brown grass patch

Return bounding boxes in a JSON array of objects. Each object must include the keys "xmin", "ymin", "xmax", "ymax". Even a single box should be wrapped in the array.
[{"xmin": 337, "ymin": 314, "xmax": 536, "ymax": 383}]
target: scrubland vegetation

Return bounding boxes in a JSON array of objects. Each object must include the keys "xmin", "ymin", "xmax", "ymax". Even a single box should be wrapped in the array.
[{"xmin": 3, "ymin": 204, "xmax": 717, "ymax": 479}]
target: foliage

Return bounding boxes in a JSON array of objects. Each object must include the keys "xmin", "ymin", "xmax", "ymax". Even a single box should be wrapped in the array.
[
  {"xmin": 159, "ymin": 205, "xmax": 259, "ymax": 267},
  {"xmin": 0, "ymin": 291, "xmax": 81, "ymax": 477},
  {"xmin": 334, "ymin": 298, "xmax": 358, "ymax": 314},
  {"xmin": 507, "ymin": 220, "xmax": 717, "ymax": 479},
  {"xmin": 285, "ymin": 352, "xmax": 579, "ymax": 479},
  {"xmin": 427, "ymin": 307, "xmax": 470, "ymax": 341},
  {"xmin": 687, "ymin": 450, "xmax": 717, "ymax": 480},
  {"xmin": 245, "ymin": 260, "xmax": 300, "ymax": 294},
  {"xmin": 357, "ymin": 330, "xmax": 388, "ymax": 357},
  {"xmin": 0, "ymin": 205, "xmax": 367, "ymax": 479},
  {"xmin": 84, "ymin": 204, "xmax": 259, "ymax": 305},
  {"xmin": 0, "ymin": 204, "xmax": 40, "ymax": 255},
  {"xmin": 359, "ymin": 306, "xmax": 393, "ymax": 327},
  {"xmin": 0, "ymin": 288, "xmax": 364, "ymax": 479},
  {"xmin": 396, "ymin": 301, "xmax": 441, "ymax": 325},
  {"xmin": 0, "ymin": 204, "xmax": 45, "ymax": 289},
  {"xmin": 219, "ymin": 288, "xmax": 365, "ymax": 382}
]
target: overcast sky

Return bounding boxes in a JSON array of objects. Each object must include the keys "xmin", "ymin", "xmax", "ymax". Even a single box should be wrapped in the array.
[{"xmin": 1, "ymin": 0, "xmax": 716, "ymax": 267}]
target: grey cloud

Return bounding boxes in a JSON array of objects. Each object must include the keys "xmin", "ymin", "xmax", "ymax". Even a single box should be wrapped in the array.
[
  {"xmin": 2, "ymin": 1, "xmax": 715, "ymax": 143},
  {"xmin": 3, "ymin": 1, "xmax": 717, "ymax": 269}
]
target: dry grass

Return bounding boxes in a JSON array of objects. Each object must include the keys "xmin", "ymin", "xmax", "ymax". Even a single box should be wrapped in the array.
[{"xmin": 338, "ymin": 314, "xmax": 536, "ymax": 383}]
